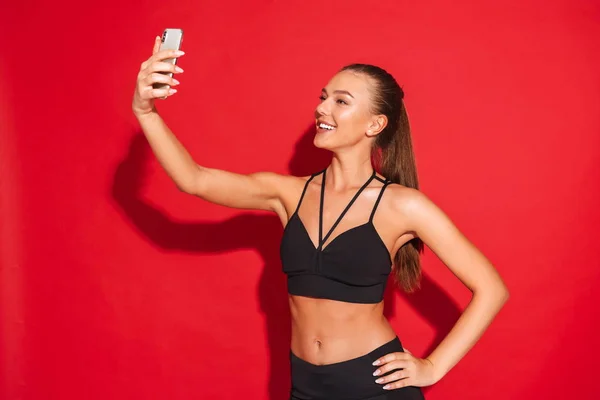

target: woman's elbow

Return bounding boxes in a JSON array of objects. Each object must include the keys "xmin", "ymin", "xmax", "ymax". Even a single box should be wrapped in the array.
[
  {"xmin": 491, "ymin": 280, "xmax": 510, "ymax": 308},
  {"xmin": 473, "ymin": 278, "xmax": 510, "ymax": 307}
]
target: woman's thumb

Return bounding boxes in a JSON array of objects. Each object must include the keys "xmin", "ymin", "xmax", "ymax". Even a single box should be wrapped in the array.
[{"xmin": 152, "ymin": 36, "xmax": 161, "ymax": 55}]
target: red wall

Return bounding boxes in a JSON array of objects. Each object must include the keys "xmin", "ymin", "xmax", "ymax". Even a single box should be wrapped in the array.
[{"xmin": 2, "ymin": 0, "xmax": 599, "ymax": 398}]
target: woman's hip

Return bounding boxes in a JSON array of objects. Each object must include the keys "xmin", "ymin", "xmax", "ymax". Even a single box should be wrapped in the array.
[{"xmin": 289, "ymin": 336, "xmax": 425, "ymax": 400}]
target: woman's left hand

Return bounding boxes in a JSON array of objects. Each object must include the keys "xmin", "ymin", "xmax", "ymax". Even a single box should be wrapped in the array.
[{"xmin": 372, "ymin": 348, "xmax": 439, "ymax": 390}]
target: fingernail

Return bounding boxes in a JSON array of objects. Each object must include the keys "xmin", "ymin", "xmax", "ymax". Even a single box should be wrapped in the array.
[
  {"xmin": 372, "ymin": 360, "xmax": 380, "ymax": 366},
  {"xmin": 169, "ymin": 88, "xmax": 178, "ymax": 95},
  {"xmin": 375, "ymin": 378, "xmax": 383, "ymax": 384},
  {"xmin": 373, "ymin": 369, "xmax": 380, "ymax": 376},
  {"xmin": 383, "ymin": 385, "xmax": 390, "ymax": 390},
  {"xmin": 172, "ymin": 79, "xmax": 180, "ymax": 85},
  {"xmin": 175, "ymin": 66, "xmax": 184, "ymax": 73},
  {"xmin": 176, "ymin": 50, "xmax": 185, "ymax": 56}
]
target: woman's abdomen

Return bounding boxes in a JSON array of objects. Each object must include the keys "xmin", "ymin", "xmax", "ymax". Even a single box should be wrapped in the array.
[{"xmin": 289, "ymin": 294, "xmax": 397, "ymax": 365}]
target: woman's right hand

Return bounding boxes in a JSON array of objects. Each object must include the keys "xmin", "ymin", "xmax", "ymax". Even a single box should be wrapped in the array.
[{"xmin": 132, "ymin": 36, "xmax": 185, "ymax": 118}]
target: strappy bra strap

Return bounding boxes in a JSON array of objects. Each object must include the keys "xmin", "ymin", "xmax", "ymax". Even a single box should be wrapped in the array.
[
  {"xmin": 318, "ymin": 170, "xmax": 326, "ymax": 245},
  {"xmin": 293, "ymin": 171, "xmax": 321, "ymax": 215},
  {"xmin": 319, "ymin": 169, "xmax": 376, "ymax": 248},
  {"xmin": 369, "ymin": 180, "xmax": 392, "ymax": 222}
]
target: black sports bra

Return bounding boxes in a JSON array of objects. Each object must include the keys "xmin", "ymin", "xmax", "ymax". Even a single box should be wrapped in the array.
[{"xmin": 280, "ymin": 169, "xmax": 392, "ymax": 304}]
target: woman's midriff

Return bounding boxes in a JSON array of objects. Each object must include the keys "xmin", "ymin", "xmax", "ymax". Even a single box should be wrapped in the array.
[{"xmin": 289, "ymin": 294, "xmax": 397, "ymax": 365}]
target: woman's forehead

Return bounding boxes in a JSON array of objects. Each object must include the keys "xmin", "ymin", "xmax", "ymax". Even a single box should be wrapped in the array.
[{"xmin": 325, "ymin": 70, "xmax": 371, "ymax": 97}]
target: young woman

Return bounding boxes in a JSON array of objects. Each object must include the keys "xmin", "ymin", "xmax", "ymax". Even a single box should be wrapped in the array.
[{"xmin": 132, "ymin": 37, "xmax": 509, "ymax": 400}]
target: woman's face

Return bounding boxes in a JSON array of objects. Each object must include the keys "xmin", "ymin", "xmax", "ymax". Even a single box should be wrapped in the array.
[{"xmin": 313, "ymin": 70, "xmax": 385, "ymax": 151}]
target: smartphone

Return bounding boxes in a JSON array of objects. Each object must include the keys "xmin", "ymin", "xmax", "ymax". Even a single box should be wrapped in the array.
[{"xmin": 153, "ymin": 28, "xmax": 184, "ymax": 97}]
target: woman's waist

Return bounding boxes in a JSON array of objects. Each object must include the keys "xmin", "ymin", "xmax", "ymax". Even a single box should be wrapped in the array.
[{"xmin": 290, "ymin": 311, "xmax": 396, "ymax": 366}]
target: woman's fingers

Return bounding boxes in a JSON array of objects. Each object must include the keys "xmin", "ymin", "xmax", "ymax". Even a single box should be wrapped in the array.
[
  {"xmin": 372, "ymin": 351, "xmax": 411, "ymax": 367},
  {"xmin": 139, "ymin": 85, "xmax": 177, "ymax": 100},
  {"xmin": 147, "ymin": 61, "xmax": 184, "ymax": 74},
  {"xmin": 374, "ymin": 369, "xmax": 409, "ymax": 384},
  {"xmin": 372, "ymin": 354, "xmax": 437, "ymax": 389},
  {"xmin": 151, "ymin": 87, "xmax": 177, "ymax": 98},
  {"xmin": 373, "ymin": 359, "xmax": 413, "ymax": 377},
  {"xmin": 143, "ymin": 72, "xmax": 180, "ymax": 87},
  {"xmin": 382, "ymin": 377, "xmax": 415, "ymax": 390},
  {"xmin": 151, "ymin": 49, "xmax": 185, "ymax": 64},
  {"xmin": 139, "ymin": 50, "xmax": 184, "ymax": 75}
]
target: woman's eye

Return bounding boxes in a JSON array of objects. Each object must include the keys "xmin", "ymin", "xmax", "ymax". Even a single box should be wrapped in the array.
[
  {"xmin": 337, "ymin": 99, "xmax": 347, "ymax": 105},
  {"xmin": 319, "ymin": 95, "xmax": 326, "ymax": 101}
]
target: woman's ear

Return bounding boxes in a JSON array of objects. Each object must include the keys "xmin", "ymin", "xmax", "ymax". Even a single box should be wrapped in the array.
[{"xmin": 366, "ymin": 115, "xmax": 388, "ymax": 137}]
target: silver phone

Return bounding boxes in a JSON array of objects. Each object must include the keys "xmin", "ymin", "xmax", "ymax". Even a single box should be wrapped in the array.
[{"xmin": 153, "ymin": 28, "xmax": 184, "ymax": 96}]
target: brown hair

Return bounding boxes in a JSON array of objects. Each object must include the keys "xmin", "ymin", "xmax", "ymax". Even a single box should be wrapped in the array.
[{"xmin": 341, "ymin": 64, "xmax": 424, "ymax": 292}]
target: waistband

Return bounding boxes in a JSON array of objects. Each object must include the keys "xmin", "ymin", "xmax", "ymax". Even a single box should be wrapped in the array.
[
  {"xmin": 290, "ymin": 336, "xmax": 402, "ymax": 370},
  {"xmin": 289, "ymin": 337, "xmax": 410, "ymax": 400}
]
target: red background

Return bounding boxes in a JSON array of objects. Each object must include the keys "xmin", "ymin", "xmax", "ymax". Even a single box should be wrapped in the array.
[{"xmin": 2, "ymin": 0, "xmax": 599, "ymax": 398}]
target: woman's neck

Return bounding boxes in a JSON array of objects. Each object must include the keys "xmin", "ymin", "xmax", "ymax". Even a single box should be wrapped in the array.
[{"xmin": 326, "ymin": 155, "xmax": 374, "ymax": 190}]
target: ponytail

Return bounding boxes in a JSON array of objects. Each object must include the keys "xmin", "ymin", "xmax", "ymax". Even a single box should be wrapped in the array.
[{"xmin": 377, "ymin": 102, "xmax": 423, "ymax": 292}]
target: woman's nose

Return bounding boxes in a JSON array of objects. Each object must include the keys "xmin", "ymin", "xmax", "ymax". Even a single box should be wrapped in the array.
[{"xmin": 315, "ymin": 100, "xmax": 330, "ymax": 117}]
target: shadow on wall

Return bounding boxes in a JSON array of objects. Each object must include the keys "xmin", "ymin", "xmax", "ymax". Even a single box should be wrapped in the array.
[{"xmin": 111, "ymin": 126, "xmax": 462, "ymax": 399}]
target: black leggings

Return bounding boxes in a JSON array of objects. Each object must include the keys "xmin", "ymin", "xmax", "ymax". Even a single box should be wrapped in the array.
[{"xmin": 289, "ymin": 337, "xmax": 425, "ymax": 400}]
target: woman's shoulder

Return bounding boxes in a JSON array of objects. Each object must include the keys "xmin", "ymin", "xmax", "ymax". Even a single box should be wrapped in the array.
[
  {"xmin": 382, "ymin": 183, "xmax": 453, "ymax": 235},
  {"xmin": 384, "ymin": 181, "xmax": 422, "ymax": 198},
  {"xmin": 382, "ymin": 182, "xmax": 433, "ymax": 217},
  {"xmin": 278, "ymin": 170, "xmax": 325, "ymax": 185}
]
